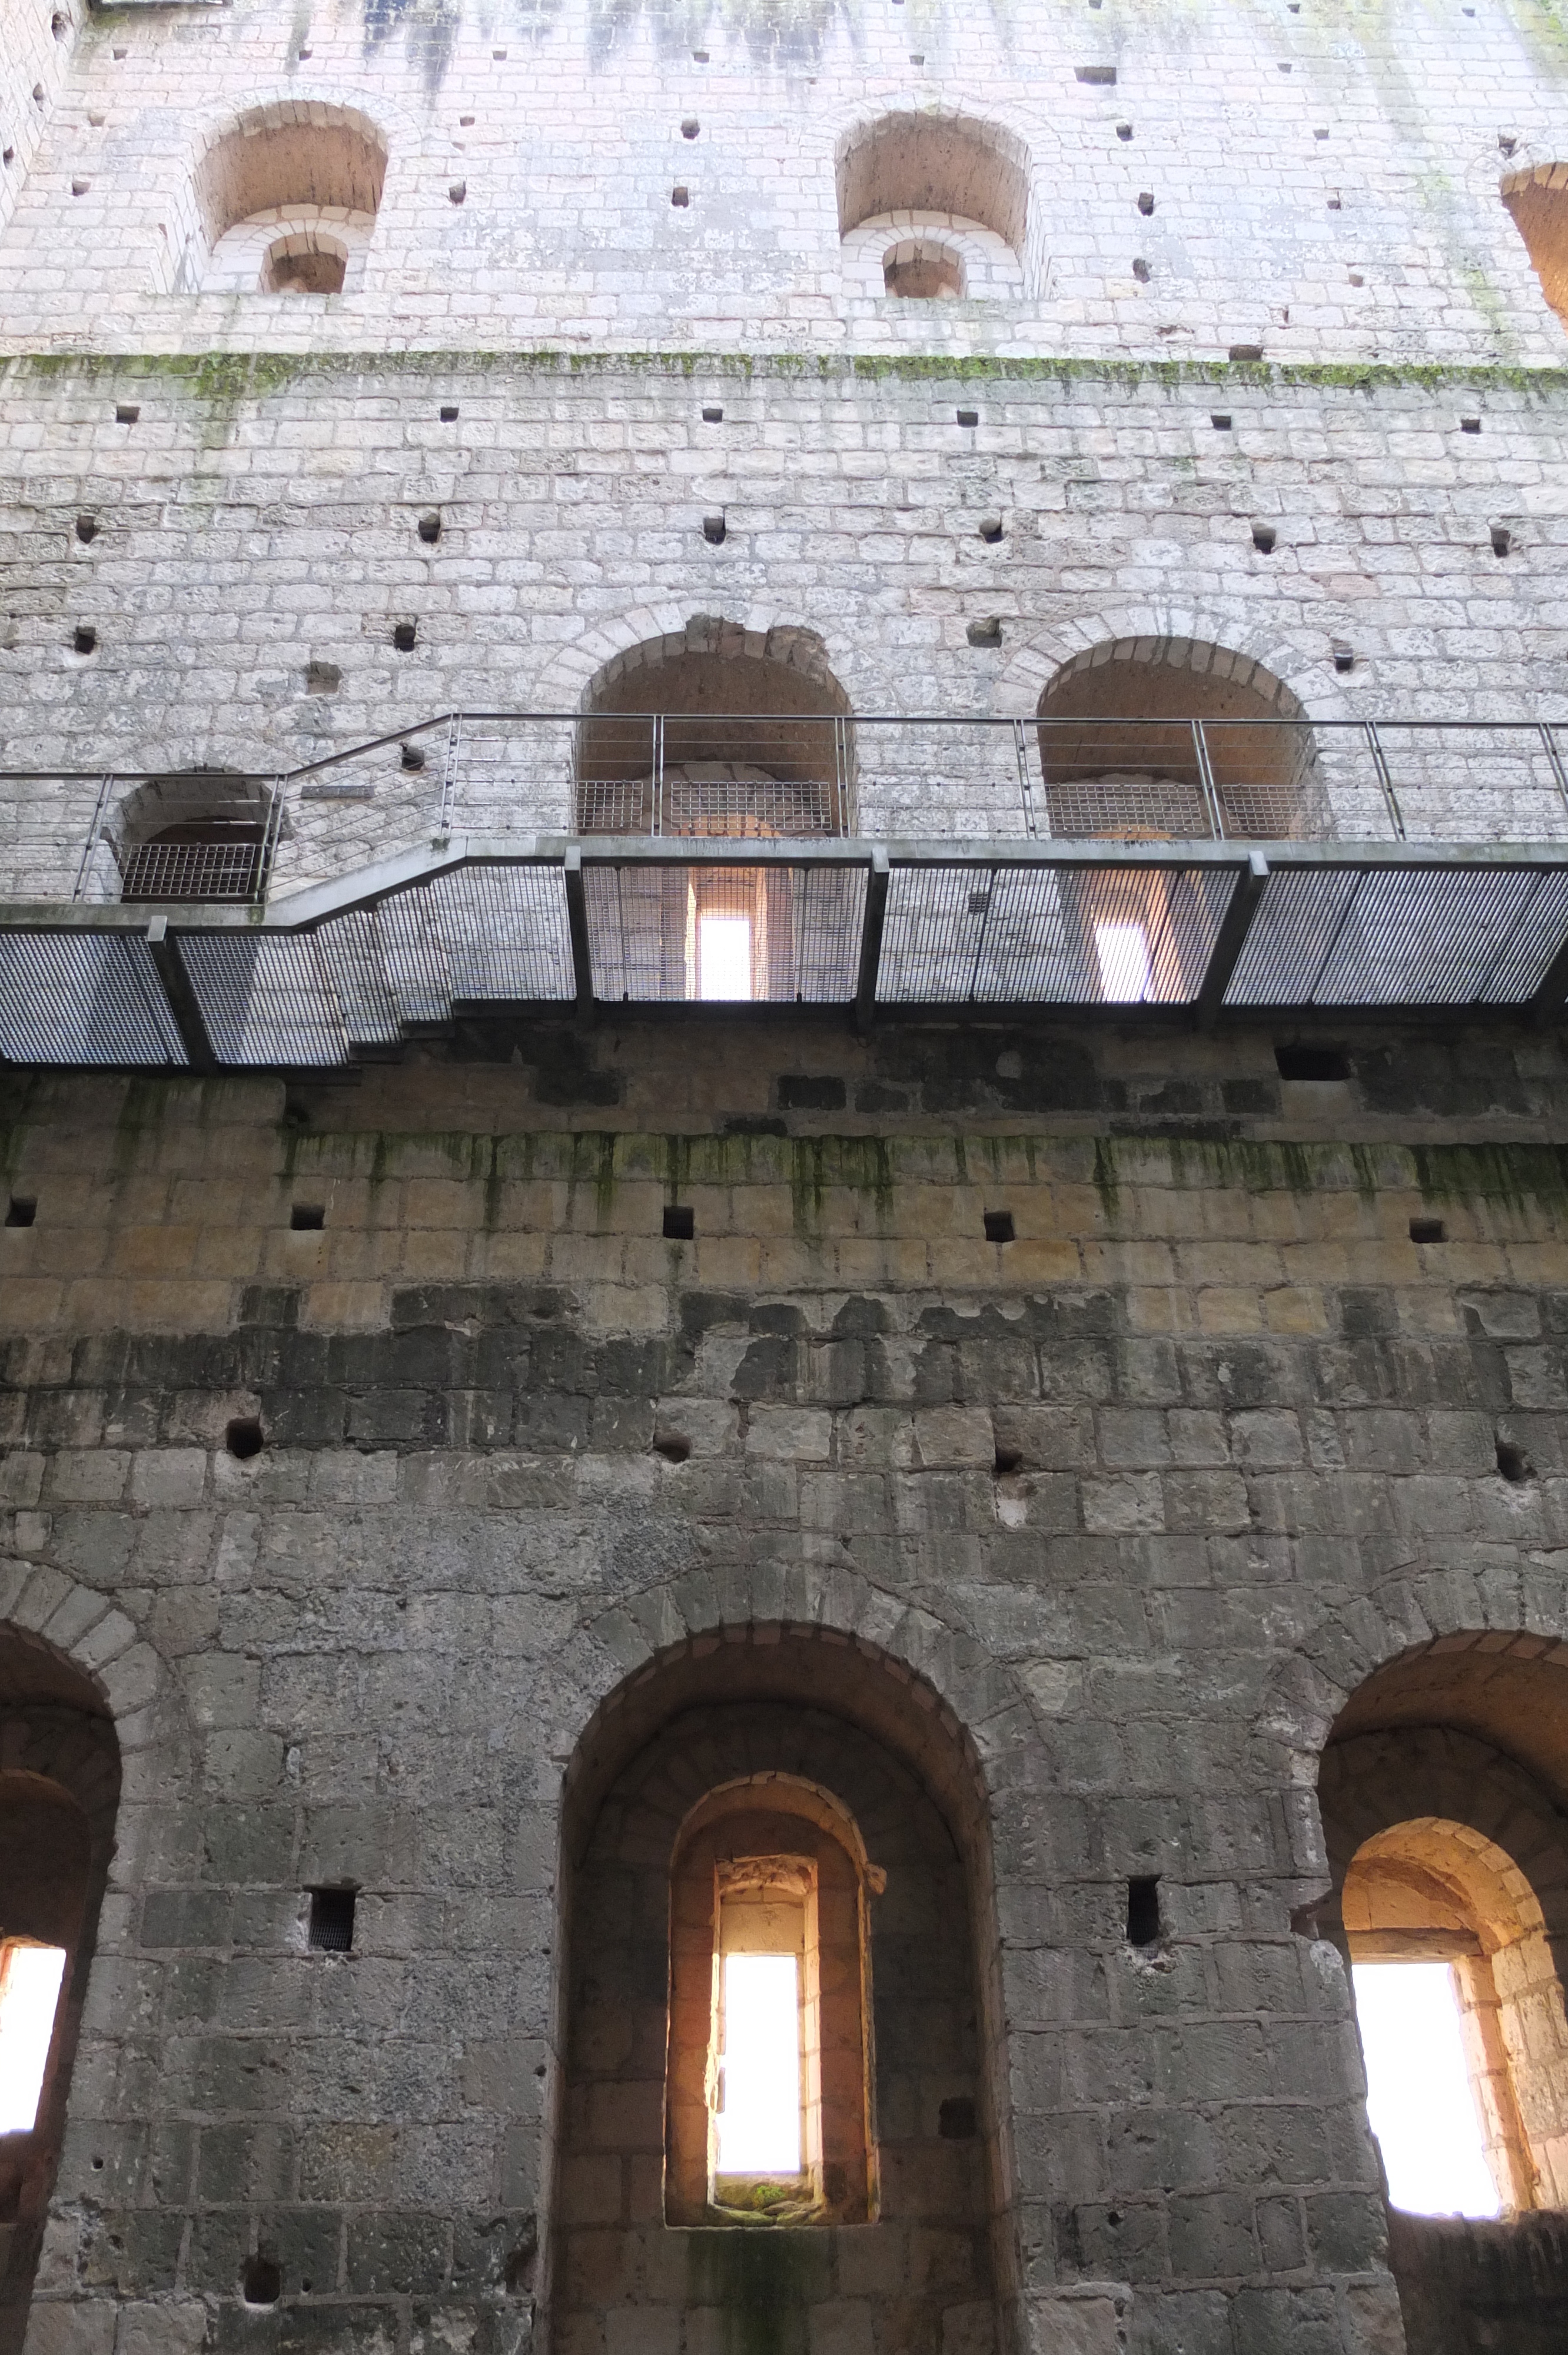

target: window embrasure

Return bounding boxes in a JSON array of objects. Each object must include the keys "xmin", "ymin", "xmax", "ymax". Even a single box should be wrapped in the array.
[{"xmin": 667, "ymin": 1778, "xmax": 883, "ymax": 2226}]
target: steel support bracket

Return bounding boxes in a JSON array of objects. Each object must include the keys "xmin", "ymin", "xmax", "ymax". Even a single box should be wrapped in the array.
[
  {"xmin": 564, "ymin": 845, "xmax": 595, "ymax": 1028},
  {"xmin": 855, "ymin": 847, "xmax": 890, "ymax": 1033},
  {"xmin": 1194, "ymin": 851, "xmax": 1269, "ymax": 1031},
  {"xmin": 145, "ymin": 916, "xmax": 218, "ymax": 1073}
]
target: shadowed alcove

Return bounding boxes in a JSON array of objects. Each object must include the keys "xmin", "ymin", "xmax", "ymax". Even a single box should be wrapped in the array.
[
  {"xmin": 0, "ymin": 1629, "xmax": 119, "ymax": 2355},
  {"xmin": 549, "ymin": 1624, "xmax": 1014, "ymax": 2354}
]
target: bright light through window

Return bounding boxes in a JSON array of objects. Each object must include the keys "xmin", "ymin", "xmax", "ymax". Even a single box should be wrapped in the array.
[
  {"xmin": 0, "ymin": 1941, "xmax": 67, "ymax": 2134},
  {"xmin": 699, "ymin": 914, "xmax": 753, "ymax": 1001},
  {"xmin": 1352, "ymin": 1962, "xmax": 1501, "ymax": 2217},
  {"xmin": 1094, "ymin": 919, "xmax": 1152, "ymax": 1001},
  {"xmin": 717, "ymin": 1953, "xmax": 800, "ymax": 2173}
]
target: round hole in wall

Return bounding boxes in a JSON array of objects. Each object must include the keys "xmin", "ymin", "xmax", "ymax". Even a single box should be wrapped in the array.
[
  {"xmin": 51, "ymin": 11, "xmax": 70, "ymax": 36},
  {"xmin": 75, "ymin": 515, "xmax": 97, "ymax": 543},
  {"xmin": 393, "ymin": 621, "xmax": 417, "ymax": 652},
  {"xmin": 72, "ymin": 625, "xmax": 96, "ymax": 655},
  {"xmin": 682, "ymin": 117, "xmax": 700, "ymax": 138},
  {"xmin": 225, "ymin": 1418, "xmax": 264, "ymax": 1461}
]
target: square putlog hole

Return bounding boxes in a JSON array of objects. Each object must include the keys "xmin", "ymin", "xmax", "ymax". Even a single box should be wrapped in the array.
[
  {"xmin": 308, "ymin": 1888, "xmax": 356, "ymax": 1951},
  {"xmin": 1409, "ymin": 1216, "xmax": 1446, "ymax": 1245},
  {"xmin": 5, "ymin": 1196, "xmax": 36, "ymax": 1227},
  {"xmin": 982, "ymin": 1209, "xmax": 1016, "ymax": 1245},
  {"xmin": 290, "ymin": 1204, "xmax": 325, "ymax": 1231},
  {"xmin": 663, "ymin": 1205, "xmax": 695, "ymax": 1241}
]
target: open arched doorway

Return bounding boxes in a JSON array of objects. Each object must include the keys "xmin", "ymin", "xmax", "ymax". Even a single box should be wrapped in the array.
[
  {"xmin": 1036, "ymin": 636, "xmax": 1323, "ymax": 840},
  {"xmin": 547, "ymin": 1622, "xmax": 1015, "ymax": 2354},
  {"xmin": 574, "ymin": 618, "xmax": 855, "ymax": 840}
]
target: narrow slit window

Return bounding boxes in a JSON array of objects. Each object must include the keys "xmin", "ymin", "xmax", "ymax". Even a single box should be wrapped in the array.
[
  {"xmin": 1351, "ymin": 1961, "xmax": 1501, "ymax": 2217},
  {"xmin": 0, "ymin": 1939, "xmax": 67, "ymax": 2132},
  {"xmin": 1094, "ymin": 918, "xmax": 1152, "ymax": 1001}
]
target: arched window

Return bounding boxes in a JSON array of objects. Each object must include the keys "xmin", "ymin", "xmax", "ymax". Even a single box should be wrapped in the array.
[
  {"xmin": 575, "ymin": 619, "xmax": 854, "ymax": 839},
  {"xmin": 1343, "ymin": 1815, "xmax": 1544, "ymax": 2215},
  {"xmin": 835, "ymin": 112, "xmax": 1032, "ymax": 301},
  {"xmin": 185, "ymin": 102, "xmax": 386, "ymax": 296},
  {"xmin": 1502, "ymin": 164, "xmax": 1568, "ymax": 331},
  {"xmin": 1037, "ymin": 637, "xmax": 1323, "ymax": 841},
  {"xmin": 551, "ymin": 1627, "xmax": 1010, "ymax": 2351},
  {"xmin": 0, "ymin": 1636, "xmax": 119, "ymax": 2351},
  {"xmin": 1318, "ymin": 1641, "xmax": 1568, "ymax": 2251},
  {"xmin": 667, "ymin": 1777, "xmax": 881, "ymax": 2223},
  {"xmin": 110, "ymin": 772, "xmax": 271, "ymax": 903}
]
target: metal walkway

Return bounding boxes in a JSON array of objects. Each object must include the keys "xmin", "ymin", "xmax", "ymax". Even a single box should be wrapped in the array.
[{"xmin": 4, "ymin": 834, "xmax": 1568, "ymax": 1072}]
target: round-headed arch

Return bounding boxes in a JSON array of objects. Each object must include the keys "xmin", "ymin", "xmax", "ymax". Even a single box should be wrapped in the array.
[
  {"xmin": 574, "ymin": 616, "xmax": 854, "ymax": 837},
  {"xmin": 1036, "ymin": 633, "xmax": 1322, "ymax": 840}
]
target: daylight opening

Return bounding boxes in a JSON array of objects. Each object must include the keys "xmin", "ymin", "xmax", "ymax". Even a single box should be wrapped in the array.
[
  {"xmin": 1353, "ymin": 1962, "xmax": 1501, "ymax": 2217},
  {"xmin": 717, "ymin": 1954, "xmax": 802, "ymax": 2172},
  {"xmin": 697, "ymin": 913, "xmax": 753, "ymax": 1000},
  {"xmin": 1094, "ymin": 918, "xmax": 1152, "ymax": 1000},
  {"xmin": 0, "ymin": 1941, "xmax": 67, "ymax": 2134}
]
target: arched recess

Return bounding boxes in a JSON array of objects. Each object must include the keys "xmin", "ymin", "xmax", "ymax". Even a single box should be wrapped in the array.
[
  {"xmin": 1502, "ymin": 165, "xmax": 1568, "ymax": 331},
  {"xmin": 1036, "ymin": 635, "xmax": 1324, "ymax": 841},
  {"xmin": 184, "ymin": 101, "xmax": 387, "ymax": 294},
  {"xmin": 549, "ymin": 1623, "xmax": 1017, "ymax": 2355},
  {"xmin": 108, "ymin": 770, "xmax": 271, "ymax": 904},
  {"xmin": 1319, "ymin": 1720, "xmax": 1568, "ymax": 2209},
  {"xmin": 575, "ymin": 616, "xmax": 854, "ymax": 838},
  {"xmin": 835, "ymin": 111, "xmax": 1032, "ymax": 300},
  {"xmin": 0, "ymin": 1623, "xmax": 121, "ymax": 2355}
]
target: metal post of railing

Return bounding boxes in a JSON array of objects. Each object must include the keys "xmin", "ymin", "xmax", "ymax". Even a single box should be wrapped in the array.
[
  {"xmin": 256, "ymin": 775, "xmax": 287, "ymax": 901},
  {"xmin": 1192, "ymin": 721, "xmax": 1225, "ymax": 839},
  {"xmin": 1539, "ymin": 722, "xmax": 1568, "ymax": 822},
  {"xmin": 72, "ymin": 772, "xmax": 117, "ymax": 899},
  {"xmin": 436, "ymin": 712, "xmax": 463, "ymax": 841},
  {"xmin": 835, "ymin": 714, "xmax": 853, "ymax": 836},
  {"xmin": 1363, "ymin": 721, "xmax": 1406, "ymax": 840},
  {"xmin": 1013, "ymin": 720, "xmax": 1040, "ymax": 840},
  {"xmin": 652, "ymin": 712, "xmax": 665, "ymax": 839}
]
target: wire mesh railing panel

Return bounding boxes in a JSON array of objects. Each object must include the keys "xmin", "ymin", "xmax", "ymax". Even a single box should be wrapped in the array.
[
  {"xmin": 0, "ymin": 933, "xmax": 188, "ymax": 1066},
  {"xmin": 450, "ymin": 719, "xmax": 578, "ymax": 834},
  {"xmin": 1372, "ymin": 726, "xmax": 1568, "ymax": 844},
  {"xmin": 1311, "ymin": 870, "xmax": 1567, "ymax": 1006},
  {"xmin": 117, "ymin": 837, "xmax": 264, "ymax": 903},
  {"xmin": 181, "ymin": 937, "xmax": 351, "ymax": 1067},
  {"xmin": 851, "ymin": 723, "xmax": 1034, "ymax": 841},
  {"xmin": 431, "ymin": 866, "xmax": 576, "ymax": 1003},
  {"xmin": 574, "ymin": 715, "xmax": 852, "ymax": 839},
  {"xmin": 876, "ymin": 862, "xmax": 1235, "ymax": 1004},
  {"xmin": 582, "ymin": 863, "xmax": 863, "ymax": 1002}
]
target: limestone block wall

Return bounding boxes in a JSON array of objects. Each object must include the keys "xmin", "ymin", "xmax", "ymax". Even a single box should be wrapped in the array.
[
  {"xmin": 0, "ymin": 0, "xmax": 79, "ymax": 248},
  {"xmin": 2, "ymin": 354, "xmax": 1568, "ymax": 899},
  {"xmin": 4, "ymin": 1023, "xmax": 1568, "ymax": 2350},
  {"xmin": 1, "ymin": 0, "xmax": 1567, "ymax": 364}
]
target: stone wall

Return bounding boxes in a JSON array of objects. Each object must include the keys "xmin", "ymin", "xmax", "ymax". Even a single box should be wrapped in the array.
[
  {"xmin": 5, "ymin": 1023, "xmax": 1568, "ymax": 2350},
  {"xmin": 2, "ymin": 352, "xmax": 1568, "ymax": 898},
  {"xmin": 1, "ymin": 0, "xmax": 1567, "ymax": 365}
]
